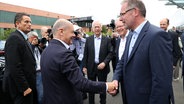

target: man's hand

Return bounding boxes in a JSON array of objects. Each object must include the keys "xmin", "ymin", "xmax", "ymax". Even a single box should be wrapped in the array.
[
  {"xmin": 106, "ymin": 82, "xmax": 116, "ymax": 92},
  {"xmin": 112, "ymin": 32, "xmax": 118, "ymax": 38},
  {"xmin": 97, "ymin": 62, "xmax": 105, "ymax": 70},
  {"xmin": 83, "ymin": 67, "xmax": 87, "ymax": 75},
  {"xmin": 23, "ymin": 88, "xmax": 32, "ymax": 96},
  {"xmin": 108, "ymin": 80, "xmax": 118, "ymax": 95}
]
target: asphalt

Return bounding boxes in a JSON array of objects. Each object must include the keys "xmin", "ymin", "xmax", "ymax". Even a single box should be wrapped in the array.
[{"xmin": 83, "ymin": 63, "xmax": 184, "ymax": 104}]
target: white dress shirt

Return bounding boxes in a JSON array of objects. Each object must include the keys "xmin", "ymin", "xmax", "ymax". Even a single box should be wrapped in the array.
[{"xmin": 94, "ymin": 35, "xmax": 102, "ymax": 63}]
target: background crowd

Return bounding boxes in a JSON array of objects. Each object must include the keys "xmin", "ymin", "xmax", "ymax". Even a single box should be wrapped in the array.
[{"xmin": 0, "ymin": 0, "xmax": 184, "ymax": 104}]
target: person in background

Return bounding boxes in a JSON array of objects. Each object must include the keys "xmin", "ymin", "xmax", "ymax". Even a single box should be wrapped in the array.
[
  {"xmin": 160, "ymin": 18, "xmax": 182, "ymax": 81},
  {"xmin": 39, "ymin": 26, "xmax": 49, "ymax": 50},
  {"xmin": 111, "ymin": 19, "xmax": 129, "ymax": 97},
  {"xmin": 3, "ymin": 12, "xmax": 37, "ymax": 104},
  {"xmin": 47, "ymin": 28, "xmax": 53, "ymax": 41},
  {"xmin": 83, "ymin": 21, "xmax": 113, "ymax": 104},
  {"xmin": 81, "ymin": 28, "xmax": 89, "ymax": 38},
  {"xmin": 40, "ymin": 19, "xmax": 116, "ymax": 104},
  {"xmin": 110, "ymin": 0, "xmax": 174, "ymax": 104},
  {"xmin": 70, "ymin": 24, "xmax": 88, "ymax": 99},
  {"xmin": 28, "ymin": 31, "xmax": 43, "ymax": 104},
  {"xmin": 180, "ymin": 32, "xmax": 184, "ymax": 91}
]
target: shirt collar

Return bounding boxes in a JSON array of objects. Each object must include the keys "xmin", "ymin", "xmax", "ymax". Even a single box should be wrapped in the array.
[
  {"xmin": 133, "ymin": 20, "xmax": 147, "ymax": 35},
  {"xmin": 54, "ymin": 38, "xmax": 70, "ymax": 49},
  {"xmin": 94, "ymin": 34, "xmax": 102, "ymax": 39},
  {"xmin": 17, "ymin": 29, "xmax": 28, "ymax": 40}
]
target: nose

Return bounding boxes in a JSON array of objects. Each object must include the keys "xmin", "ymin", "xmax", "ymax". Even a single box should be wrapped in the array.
[{"xmin": 28, "ymin": 22, "xmax": 31, "ymax": 26}]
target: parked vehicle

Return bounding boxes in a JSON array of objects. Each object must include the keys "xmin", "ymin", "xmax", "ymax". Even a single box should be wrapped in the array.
[{"xmin": 0, "ymin": 40, "xmax": 5, "ymax": 56}]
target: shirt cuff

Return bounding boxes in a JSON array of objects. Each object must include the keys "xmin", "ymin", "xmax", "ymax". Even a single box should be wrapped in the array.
[{"xmin": 105, "ymin": 83, "xmax": 108, "ymax": 91}]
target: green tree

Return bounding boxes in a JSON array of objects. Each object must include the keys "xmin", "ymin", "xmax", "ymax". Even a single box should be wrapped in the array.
[
  {"xmin": 102, "ymin": 25, "xmax": 108, "ymax": 35},
  {"xmin": 0, "ymin": 28, "xmax": 15, "ymax": 40}
]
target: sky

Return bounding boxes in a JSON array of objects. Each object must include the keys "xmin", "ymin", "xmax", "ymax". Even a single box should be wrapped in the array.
[{"xmin": 0, "ymin": 0, "xmax": 183, "ymax": 28}]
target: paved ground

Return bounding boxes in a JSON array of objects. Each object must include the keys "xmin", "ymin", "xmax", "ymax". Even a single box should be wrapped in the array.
[{"xmin": 83, "ymin": 63, "xmax": 184, "ymax": 104}]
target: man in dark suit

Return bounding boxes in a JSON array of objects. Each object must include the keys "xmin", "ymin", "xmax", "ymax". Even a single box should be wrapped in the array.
[
  {"xmin": 83, "ymin": 21, "xmax": 113, "ymax": 104},
  {"xmin": 111, "ymin": 19, "xmax": 128, "ymax": 97},
  {"xmin": 110, "ymin": 0, "xmax": 174, "ymax": 104},
  {"xmin": 3, "ymin": 13, "xmax": 37, "ymax": 104},
  {"xmin": 160, "ymin": 18, "xmax": 182, "ymax": 81},
  {"xmin": 40, "ymin": 19, "xmax": 116, "ymax": 104},
  {"xmin": 111, "ymin": 19, "xmax": 128, "ymax": 71}
]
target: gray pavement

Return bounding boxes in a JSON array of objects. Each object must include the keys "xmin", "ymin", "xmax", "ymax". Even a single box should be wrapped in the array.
[{"xmin": 83, "ymin": 63, "xmax": 184, "ymax": 104}]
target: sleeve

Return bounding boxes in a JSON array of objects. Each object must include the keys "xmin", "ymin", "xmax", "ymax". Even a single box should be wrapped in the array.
[{"xmin": 62, "ymin": 51, "xmax": 106, "ymax": 93}]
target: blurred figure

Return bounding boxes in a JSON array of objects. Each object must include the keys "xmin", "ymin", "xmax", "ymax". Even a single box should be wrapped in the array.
[
  {"xmin": 111, "ymin": 19, "xmax": 129, "ymax": 96},
  {"xmin": 111, "ymin": 19, "xmax": 129, "ymax": 72},
  {"xmin": 70, "ymin": 24, "xmax": 87, "ymax": 99},
  {"xmin": 83, "ymin": 21, "xmax": 113, "ymax": 104},
  {"xmin": 111, "ymin": 0, "xmax": 174, "ymax": 104},
  {"xmin": 3, "ymin": 12, "xmax": 37, "ymax": 104},
  {"xmin": 28, "ymin": 31, "xmax": 43, "ymax": 104},
  {"xmin": 180, "ymin": 32, "xmax": 184, "ymax": 91},
  {"xmin": 160, "ymin": 18, "xmax": 182, "ymax": 81},
  {"xmin": 47, "ymin": 28, "xmax": 53, "ymax": 41},
  {"xmin": 80, "ymin": 28, "xmax": 89, "ymax": 38},
  {"xmin": 39, "ymin": 26, "xmax": 49, "ymax": 50},
  {"xmin": 40, "ymin": 19, "xmax": 116, "ymax": 104}
]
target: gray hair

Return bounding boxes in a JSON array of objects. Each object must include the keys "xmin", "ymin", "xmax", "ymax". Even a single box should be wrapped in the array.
[
  {"xmin": 27, "ymin": 31, "xmax": 38, "ymax": 38},
  {"xmin": 92, "ymin": 21, "xmax": 102, "ymax": 28},
  {"xmin": 121, "ymin": 0, "xmax": 146, "ymax": 17},
  {"xmin": 52, "ymin": 19, "xmax": 72, "ymax": 35}
]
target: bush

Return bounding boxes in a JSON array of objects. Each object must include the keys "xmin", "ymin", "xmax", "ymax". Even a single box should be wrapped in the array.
[{"xmin": 0, "ymin": 28, "xmax": 15, "ymax": 40}]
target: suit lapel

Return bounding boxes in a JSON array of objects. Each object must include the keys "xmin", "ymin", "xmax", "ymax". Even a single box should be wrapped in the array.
[
  {"xmin": 91, "ymin": 35, "xmax": 95, "ymax": 59},
  {"xmin": 126, "ymin": 22, "xmax": 150, "ymax": 64},
  {"xmin": 16, "ymin": 30, "xmax": 35, "ymax": 59},
  {"xmin": 99, "ymin": 35, "xmax": 104, "ymax": 56},
  {"xmin": 124, "ymin": 32, "xmax": 133, "ymax": 64}
]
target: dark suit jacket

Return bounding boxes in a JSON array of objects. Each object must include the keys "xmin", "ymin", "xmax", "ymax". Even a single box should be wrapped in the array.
[
  {"xmin": 111, "ymin": 37, "xmax": 121, "ymax": 70},
  {"xmin": 113, "ymin": 21, "xmax": 174, "ymax": 104},
  {"xmin": 181, "ymin": 32, "xmax": 184, "ymax": 77},
  {"xmin": 3, "ymin": 30, "xmax": 36, "ymax": 98},
  {"xmin": 168, "ymin": 31, "xmax": 182, "ymax": 66},
  {"xmin": 83, "ymin": 35, "xmax": 112, "ymax": 77},
  {"xmin": 41, "ymin": 39, "xmax": 106, "ymax": 104}
]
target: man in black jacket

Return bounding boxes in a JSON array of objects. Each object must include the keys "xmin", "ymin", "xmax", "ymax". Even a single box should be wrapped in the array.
[{"xmin": 3, "ymin": 12, "xmax": 37, "ymax": 104}]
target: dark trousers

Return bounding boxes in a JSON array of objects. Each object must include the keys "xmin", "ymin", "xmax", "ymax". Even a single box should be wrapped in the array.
[
  {"xmin": 6, "ymin": 88, "xmax": 38, "ymax": 104},
  {"xmin": 14, "ymin": 89, "xmax": 38, "ymax": 104},
  {"xmin": 88, "ymin": 63, "xmax": 107, "ymax": 104},
  {"xmin": 0, "ymin": 83, "xmax": 13, "ymax": 104}
]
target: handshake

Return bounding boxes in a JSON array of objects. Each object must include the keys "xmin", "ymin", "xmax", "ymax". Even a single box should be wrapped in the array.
[{"xmin": 106, "ymin": 80, "xmax": 119, "ymax": 95}]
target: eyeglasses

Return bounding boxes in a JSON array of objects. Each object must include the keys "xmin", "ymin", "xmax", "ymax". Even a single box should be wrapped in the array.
[{"xmin": 119, "ymin": 8, "xmax": 135, "ymax": 17}]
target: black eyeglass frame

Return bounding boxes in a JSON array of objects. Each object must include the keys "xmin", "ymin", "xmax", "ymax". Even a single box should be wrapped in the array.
[{"xmin": 119, "ymin": 8, "xmax": 135, "ymax": 17}]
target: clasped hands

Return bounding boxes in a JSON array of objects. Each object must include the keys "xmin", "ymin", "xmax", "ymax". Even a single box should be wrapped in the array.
[{"xmin": 106, "ymin": 80, "xmax": 118, "ymax": 95}]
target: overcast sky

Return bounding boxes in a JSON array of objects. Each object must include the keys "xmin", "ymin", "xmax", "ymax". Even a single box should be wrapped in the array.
[{"xmin": 0, "ymin": 0, "xmax": 183, "ymax": 28}]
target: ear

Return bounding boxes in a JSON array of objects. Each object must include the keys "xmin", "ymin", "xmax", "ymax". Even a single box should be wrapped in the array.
[
  {"xmin": 15, "ymin": 21, "xmax": 20, "ymax": 27},
  {"xmin": 134, "ymin": 8, "xmax": 139, "ymax": 17}
]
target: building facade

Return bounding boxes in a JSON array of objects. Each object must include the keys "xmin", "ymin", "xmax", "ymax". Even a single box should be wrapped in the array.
[{"xmin": 0, "ymin": 2, "xmax": 93, "ymax": 38}]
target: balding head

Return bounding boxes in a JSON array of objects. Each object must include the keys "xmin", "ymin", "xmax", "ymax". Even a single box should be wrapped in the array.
[
  {"xmin": 92, "ymin": 21, "xmax": 102, "ymax": 37},
  {"xmin": 52, "ymin": 19, "xmax": 74, "ymax": 45},
  {"xmin": 41, "ymin": 26, "xmax": 49, "ymax": 38},
  {"xmin": 115, "ymin": 18, "xmax": 127, "ymax": 38},
  {"xmin": 160, "ymin": 18, "xmax": 169, "ymax": 31}
]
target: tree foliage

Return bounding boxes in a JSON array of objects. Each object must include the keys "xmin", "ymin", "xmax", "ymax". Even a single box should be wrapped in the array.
[{"xmin": 0, "ymin": 28, "xmax": 15, "ymax": 40}]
